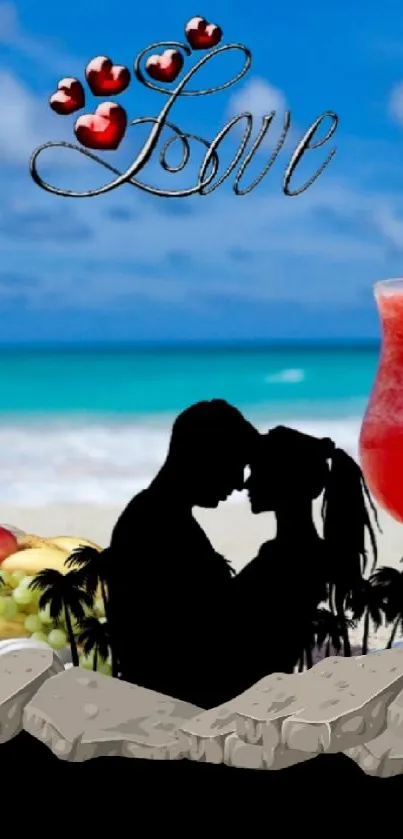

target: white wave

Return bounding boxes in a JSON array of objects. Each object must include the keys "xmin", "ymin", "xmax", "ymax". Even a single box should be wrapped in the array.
[
  {"xmin": 265, "ymin": 368, "xmax": 305, "ymax": 384},
  {"xmin": 0, "ymin": 413, "xmax": 364, "ymax": 507},
  {"xmin": 0, "ymin": 420, "xmax": 170, "ymax": 507}
]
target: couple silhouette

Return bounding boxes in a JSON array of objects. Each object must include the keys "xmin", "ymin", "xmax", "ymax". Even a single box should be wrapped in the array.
[{"xmin": 105, "ymin": 399, "xmax": 378, "ymax": 709}]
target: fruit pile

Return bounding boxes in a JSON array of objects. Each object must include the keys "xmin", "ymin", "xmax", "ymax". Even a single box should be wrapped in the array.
[{"xmin": 0, "ymin": 525, "xmax": 111, "ymax": 674}]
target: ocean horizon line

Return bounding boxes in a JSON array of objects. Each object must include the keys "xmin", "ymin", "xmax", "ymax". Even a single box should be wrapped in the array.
[{"xmin": 0, "ymin": 340, "xmax": 381, "ymax": 353}]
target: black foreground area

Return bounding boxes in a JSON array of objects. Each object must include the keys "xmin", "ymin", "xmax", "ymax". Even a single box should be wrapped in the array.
[{"xmin": 4, "ymin": 730, "xmax": 403, "ymax": 795}]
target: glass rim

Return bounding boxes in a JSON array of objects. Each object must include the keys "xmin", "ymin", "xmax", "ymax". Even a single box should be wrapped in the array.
[{"xmin": 375, "ymin": 278, "xmax": 403, "ymax": 294}]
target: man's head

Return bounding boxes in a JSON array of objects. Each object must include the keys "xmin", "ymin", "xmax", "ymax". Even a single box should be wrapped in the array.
[{"xmin": 166, "ymin": 399, "xmax": 258, "ymax": 508}]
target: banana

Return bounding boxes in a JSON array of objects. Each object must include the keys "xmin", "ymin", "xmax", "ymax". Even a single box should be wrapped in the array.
[
  {"xmin": 1, "ymin": 546, "xmax": 70, "ymax": 575},
  {"xmin": 0, "ymin": 618, "xmax": 29, "ymax": 639},
  {"xmin": 17, "ymin": 534, "xmax": 65, "ymax": 552},
  {"xmin": 46, "ymin": 536, "xmax": 102, "ymax": 553}
]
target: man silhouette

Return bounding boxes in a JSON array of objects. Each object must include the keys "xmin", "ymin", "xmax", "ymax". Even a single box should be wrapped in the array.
[{"xmin": 106, "ymin": 399, "xmax": 258, "ymax": 707}]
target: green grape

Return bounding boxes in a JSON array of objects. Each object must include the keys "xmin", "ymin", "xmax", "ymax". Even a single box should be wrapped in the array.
[
  {"xmin": 12, "ymin": 586, "xmax": 33, "ymax": 606},
  {"xmin": 79, "ymin": 652, "xmax": 94, "ymax": 670},
  {"xmin": 79, "ymin": 654, "xmax": 92, "ymax": 670},
  {"xmin": 47, "ymin": 628, "xmax": 67, "ymax": 649},
  {"xmin": 19, "ymin": 575, "xmax": 35, "ymax": 590},
  {"xmin": 3, "ymin": 596, "xmax": 18, "ymax": 619},
  {"xmin": 31, "ymin": 631, "xmax": 48, "ymax": 643},
  {"xmin": 9, "ymin": 570, "xmax": 26, "ymax": 589},
  {"xmin": 39, "ymin": 604, "xmax": 53, "ymax": 625},
  {"xmin": 97, "ymin": 660, "xmax": 111, "ymax": 676},
  {"xmin": 24, "ymin": 613, "xmax": 42, "ymax": 633},
  {"xmin": 0, "ymin": 595, "xmax": 6, "ymax": 616},
  {"xmin": 0, "ymin": 570, "xmax": 12, "ymax": 587},
  {"xmin": 95, "ymin": 598, "xmax": 105, "ymax": 617}
]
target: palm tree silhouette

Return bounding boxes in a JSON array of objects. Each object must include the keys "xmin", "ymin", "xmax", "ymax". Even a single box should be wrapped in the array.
[
  {"xmin": 326, "ymin": 566, "xmax": 374, "ymax": 658},
  {"xmin": 297, "ymin": 624, "xmax": 315, "ymax": 672},
  {"xmin": 29, "ymin": 569, "xmax": 94, "ymax": 666},
  {"xmin": 297, "ymin": 609, "xmax": 327, "ymax": 671},
  {"xmin": 371, "ymin": 560, "xmax": 403, "ymax": 648},
  {"xmin": 65, "ymin": 546, "xmax": 118, "ymax": 676},
  {"xmin": 298, "ymin": 607, "xmax": 356, "ymax": 670},
  {"xmin": 347, "ymin": 574, "xmax": 384, "ymax": 655},
  {"xmin": 314, "ymin": 606, "xmax": 348, "ymax": 657},
  {"xmin": 65, "ymin": 547, "xmax": 108, "ymax": 606},
  {"xmin": 77, "ymin": 616, "xmax": 110, "ymax": 672}
]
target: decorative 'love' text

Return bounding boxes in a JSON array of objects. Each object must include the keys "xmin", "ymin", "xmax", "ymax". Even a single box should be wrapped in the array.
[{"xmin": 29, "ymin": 17, "xmax": 339, "ymax": 200}]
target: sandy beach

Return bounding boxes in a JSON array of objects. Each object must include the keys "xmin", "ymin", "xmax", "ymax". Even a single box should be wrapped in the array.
[{"xmin": 3, "ymin": 494, "xmax": 403, "ymax": 652}]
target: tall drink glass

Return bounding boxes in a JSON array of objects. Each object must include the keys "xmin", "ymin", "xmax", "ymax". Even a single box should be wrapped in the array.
[{"xmin": 359, "ymin": 278, "xmax": 403, "ymax": 521}]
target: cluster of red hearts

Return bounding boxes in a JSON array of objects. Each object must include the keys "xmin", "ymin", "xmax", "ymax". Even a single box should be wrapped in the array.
[{"xmin": 48, "ymin": 16, "xmax": 222, "ymax": 152}]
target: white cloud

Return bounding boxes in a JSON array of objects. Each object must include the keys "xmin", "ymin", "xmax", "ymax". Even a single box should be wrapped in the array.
[
  {"xmin": 0, "ymin": 72, "xmax": 49, "ymax": 164},
  {"xmin": 0, "ymin": 170, "xmax": 395, "ymax": 311},
  {"xmin": 388, "ymin": 81, "xmax": 403, "ymax": 125},
  {"xmin": 22, "ymin": 269, "xmax": 198, "ymax": 310},
  {"xmin": 0, "ymin": 71, "xmax": 91, "ymax": 166},
  {"xmin": 373, "ymin": 204, "xmax": 403, "ymax": 248},
  {"xmin": 0, "ymin": 178, "xmax": 376, "ymax": 262},
  {"xmin": 228, "ymin": 77, "xmax": 287, "ymax": 119},
  {"xmin": 225, "ymin": 76, "xmax": 297, "ymax": 151},
  {"xmin": 0, "ymin": 5, "xmax": 88, "ymax": 165}
]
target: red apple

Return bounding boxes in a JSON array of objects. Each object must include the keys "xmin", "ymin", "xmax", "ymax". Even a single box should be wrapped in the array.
[
  {"xmin": 0, "ymin": 523, "xmax": 26, "ymax": 540},
  {"xmin": 0, "ymin": 527, "xmax": 19, "ymax": 562}
]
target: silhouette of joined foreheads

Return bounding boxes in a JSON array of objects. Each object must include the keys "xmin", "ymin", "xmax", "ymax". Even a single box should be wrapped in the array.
[
  {"xmin": 78, "ymin": 410, "xmax": 380, "ymax": 711},
  {"xmin": 105, "ymin": 399, "xmax": 258, "ymax": 707}
]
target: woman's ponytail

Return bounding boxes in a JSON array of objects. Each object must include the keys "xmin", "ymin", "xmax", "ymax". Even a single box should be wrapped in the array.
[
  {"xmin": 322, "ymin": 446, "xmax": 379, "ymax": 578},
  {"xmin": 320, "ymin": 445, "xmax": 380, "ymax": 656}
]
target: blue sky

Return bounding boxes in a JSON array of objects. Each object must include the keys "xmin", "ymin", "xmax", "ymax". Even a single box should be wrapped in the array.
[{"xmin": 2, "ymin": 0, "xmax": 403, "ymax": 344}]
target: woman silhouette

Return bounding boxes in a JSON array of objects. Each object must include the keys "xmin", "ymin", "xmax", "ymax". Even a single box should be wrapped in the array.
[{"xmin": 228, "ymin": 426, "xmax": 379, "ymax": 697}]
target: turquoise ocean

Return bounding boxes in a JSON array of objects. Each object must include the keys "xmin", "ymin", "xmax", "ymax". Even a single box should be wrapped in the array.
[{"xmin": 0, "ymin": 346, "xmax": 380, "ymax": 506}]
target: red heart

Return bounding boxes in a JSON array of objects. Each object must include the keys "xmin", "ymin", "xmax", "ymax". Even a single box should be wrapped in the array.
[
  {"xmin": 145, "ymin": 49, "xmax": 184, "ymax": 83},
  {"xmin": 49, "ymin": 77, "xmax": 85, "ymax": 115},
  {"xmin": 74, "ymin": 102, "xmax": 127, "ymax": 151},
  {"xmin": 185, "ymin": 16, "xmax": 223, "ymax": 50},
  {"xmin": 85, "ymin": 55, "xmax": 131, "ymax": 96}
]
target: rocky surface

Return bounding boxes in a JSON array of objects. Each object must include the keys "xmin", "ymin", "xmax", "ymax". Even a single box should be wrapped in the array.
[
  {"xmin": 23, "ymin": 667, "xmax": 202, "ymax": 761},
  {"xmin": 0, "ymin": 647, "xmax": 63, "ymax": 743},
  {"xmin": 179, "ymin": 650, "xmax": 403, "ymax": 774},
  {"xmin": 345, "ymin": 729, "xmax": 403, "ymax": 778},
  {"xmin": 1, "ymin": 646, "xmax": 403, "ymax": 780}
]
